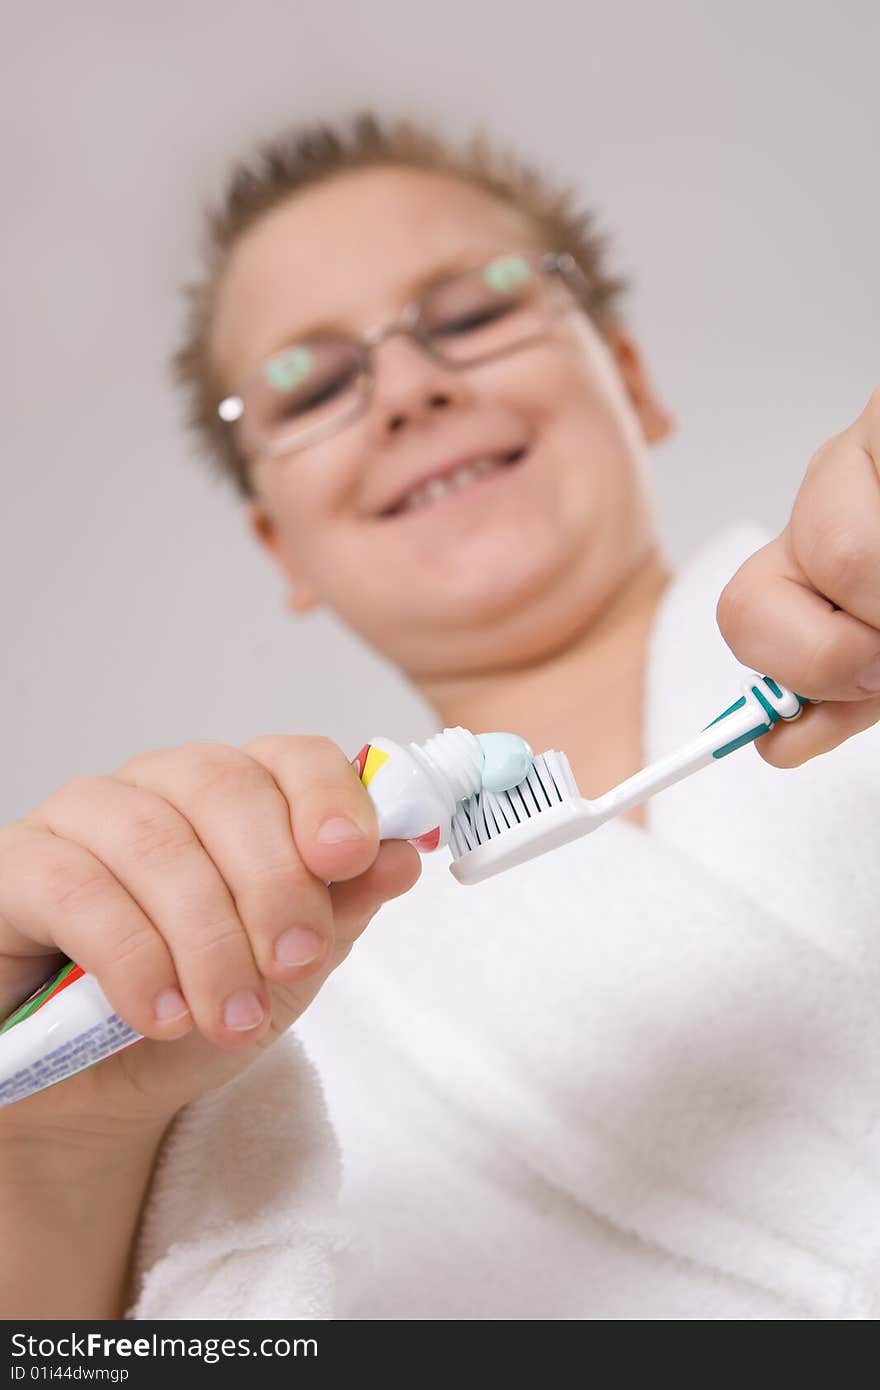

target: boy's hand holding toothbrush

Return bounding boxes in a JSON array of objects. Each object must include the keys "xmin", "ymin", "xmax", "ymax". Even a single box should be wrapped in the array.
[
  {"xmin": 0, "ymin": 735, "xmax": 421, "ymax": 1134},
  {"xmin": 715, "ymin": 387, "xmax": 880, "ymax": 768}
]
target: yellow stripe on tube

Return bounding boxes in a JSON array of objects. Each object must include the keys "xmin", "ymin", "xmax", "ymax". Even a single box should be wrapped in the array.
[{"xmin": 361, "ymin": 744, "xmax": 389, "ymax": 786}]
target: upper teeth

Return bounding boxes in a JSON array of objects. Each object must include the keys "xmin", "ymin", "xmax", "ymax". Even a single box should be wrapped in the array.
[{"xmin": 399, "ymin": 457, "xmax": 505, "ymax": 513}]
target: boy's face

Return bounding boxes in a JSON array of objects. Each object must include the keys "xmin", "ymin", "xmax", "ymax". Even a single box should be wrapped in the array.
[{"xmin": 210, "ymin": 166, "xmax": 672, "ymax": 679}]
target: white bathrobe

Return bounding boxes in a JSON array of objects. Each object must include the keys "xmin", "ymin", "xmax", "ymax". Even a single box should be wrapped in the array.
[{"xmin": 126, "ymin": 521, "xmax": 880, "ymax": 1321}]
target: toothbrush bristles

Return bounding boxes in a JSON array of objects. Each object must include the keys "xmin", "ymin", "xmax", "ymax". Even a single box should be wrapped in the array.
[{"xmin": 449, "ymin": 751, "xmax": 580, "ymax": 859}]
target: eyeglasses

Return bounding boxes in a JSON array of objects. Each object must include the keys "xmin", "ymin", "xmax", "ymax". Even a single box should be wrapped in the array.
[{"xmin": 217, "ymin": 251, "xmax": 588, "ymax": 460}]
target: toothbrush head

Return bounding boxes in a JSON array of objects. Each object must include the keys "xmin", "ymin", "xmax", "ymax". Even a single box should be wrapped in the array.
[{"xmin": 447, "ymin": 749, "xmax": 598, "ymax": 885}]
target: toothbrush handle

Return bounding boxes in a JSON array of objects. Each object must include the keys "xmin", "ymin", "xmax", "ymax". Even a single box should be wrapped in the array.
[
  {"xmin": 701, "ymin": 676, "xmax": 816, "ymax": 754},
  {"xmin": 591, "ymin": 675, "xmax": 819, "ymax": 824}
]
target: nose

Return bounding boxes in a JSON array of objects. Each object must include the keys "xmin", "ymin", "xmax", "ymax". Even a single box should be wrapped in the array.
[{"xmin": 369, "ymin": 331, "xmax": 472, "ymax": 438}]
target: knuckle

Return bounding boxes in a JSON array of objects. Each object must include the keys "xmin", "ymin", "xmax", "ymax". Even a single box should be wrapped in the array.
[
  {"xmin": 185, "ymin": 743, "xmax": 268, "ymax": 799},
  {"xmin": 266, "ymin": 980, "xmax": 313, "ymax": 1023},
  {"xmin": 45, "ymin": 860, "xmax": 110, "ymax": 915},
  {"xmin": 307, "ymin": 734, "xmax": 344, "ymax": 759},
  {"xmin": 184, "ymin": 915, "xmax": 246, "ymax": 964},
  {"xmin": 3, "ymin": 821, "xmax": 58, "ymax": 872},
  {"xmin": 715, "ymin": 581, "xmax": 750, "ymax": 643},
  {"xmin": 114, "ymin": 747, "xmax": 170, "ymax": 777},
  {"xmin": 244, "ymin": 862, "xmax": 332, "ymax": 957},
  {"xmin": 42, "ymin": 773, "xmax": 106, "ymax": 811},
  {"xmin": 810, "ymin": 522, "xmax": 868, "ymax": 597},
  {"xmin": 102, "ymin": 919, "xmax": 161, "ymax": 975},
  {"xmin": 240, "ymin": 733, "xmax": 286, "ymax": 761},
  {"xmin": 244, "ymin": 732, "xmax": 341, "ymax": 765},
  {"xmin": 804, "ymin": 429, "xmax": 850, "ymax": 481},
  {"xmin": 248, "ymin": 849, "xmax": 310, "ymax": 896},
  {"xmin": 805, "ymin": 437, "xmax": 836, "ymax": 476},
  {"xmin": 125, "ymin": 807, "xmax": 196, "ymax": 867}
]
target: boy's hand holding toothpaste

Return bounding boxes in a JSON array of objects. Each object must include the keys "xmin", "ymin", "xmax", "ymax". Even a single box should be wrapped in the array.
[{"xmin": 0, "ymin": 735, "xmax": 422, "ymax": 1133}]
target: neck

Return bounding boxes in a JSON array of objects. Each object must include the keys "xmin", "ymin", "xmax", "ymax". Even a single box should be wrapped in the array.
[{"xmin": 416, "ymin": 546, "xmax": 674, "ymax": 807}]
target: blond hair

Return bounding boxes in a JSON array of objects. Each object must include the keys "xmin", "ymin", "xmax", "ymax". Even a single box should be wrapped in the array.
[{"xmin": 171, "ymin": 110, "xmax": 628, "ymax": 498}]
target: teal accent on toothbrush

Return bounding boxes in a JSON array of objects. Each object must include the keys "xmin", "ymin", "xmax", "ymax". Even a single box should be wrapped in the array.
[
  {"xmin": 704, "ymin": 679, "xmax": 814, "ymax": 760},
  {"xmin": 447, "ymin": 674, "xmax": 823, "ymax": 885},
  {"xmin": 703, "ymin": 695, "xmax": 748, "ymax": 729},
  {"xmin": 711, "ymin": 724, "xmax": 772, "ymax": 758}
]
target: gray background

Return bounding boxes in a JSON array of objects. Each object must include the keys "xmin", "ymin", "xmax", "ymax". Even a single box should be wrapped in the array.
[{"xmin": 2, "ymin": 0, "xmax": 877, "ymax": 822}]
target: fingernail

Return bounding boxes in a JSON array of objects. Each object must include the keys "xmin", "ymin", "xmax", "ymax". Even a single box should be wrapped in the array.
[
  {"xmin": 222, "ymin": 988, "xmax": 265, "ymax": 1031},
  {"xmin": 153, "ymin": 987, "xmax": 189, "ymax": 1023},
  {"xmin": 274, "ymin": 926, "xmax": 323, "ymax": 966},
  {"xmin": 857, "ymin": 654, "xmax": 880, "ymax": 692},
  {"xmin": 317, "ymin": 815, "xmax": 366, "ymax": 843}
]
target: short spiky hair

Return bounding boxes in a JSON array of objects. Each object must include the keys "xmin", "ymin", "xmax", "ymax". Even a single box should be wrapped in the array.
[{"xmin": 171, "ymin": 110, "xmax": 628, "ymax": 499}]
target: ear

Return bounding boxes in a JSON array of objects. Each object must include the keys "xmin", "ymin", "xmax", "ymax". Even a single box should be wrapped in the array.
[
  {"xmin": 246, "ymin": 501, "xmax": 321, "ymax": 615},
  {"xmin": 606, "ymin": 329, "xmax": 675, "ymax": 445}
]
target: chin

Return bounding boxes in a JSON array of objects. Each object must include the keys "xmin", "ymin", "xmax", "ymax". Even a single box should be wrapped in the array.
[{"xmin": 424, "ymin": 546, "xmax": 575, "ymax": 631}]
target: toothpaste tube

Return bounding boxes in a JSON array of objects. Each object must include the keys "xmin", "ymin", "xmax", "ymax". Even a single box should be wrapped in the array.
[
  {"xmin": 0, "ymin": 728, "xmax": 531, "ymax": 1107},
  {"xmin": 0, "ymin": 963, "xmax": 139, "ymax": 1108}
]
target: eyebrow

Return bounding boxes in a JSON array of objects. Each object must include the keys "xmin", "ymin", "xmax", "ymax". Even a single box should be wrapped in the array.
[{"xmin": 254, "ymin": 251, "xmax": 495, "ymax": 367}]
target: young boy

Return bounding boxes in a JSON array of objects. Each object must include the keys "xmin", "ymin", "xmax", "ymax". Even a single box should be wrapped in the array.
[{"xmin": 2, "ymin": 112, "xmax": 879, "ymax": 1320}]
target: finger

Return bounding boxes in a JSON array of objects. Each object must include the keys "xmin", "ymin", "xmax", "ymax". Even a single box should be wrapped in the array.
[
  {"xmin": 119, "ymin": 740, "xmax": 345, "ymax": 993},
  {"xmin": 0, "ymin": 819, "xmax": 195, "ymax": 1040},
  {"xmin": 788, "ymin": 400, "xmax": 880, "ymax": 644},
  {"xmin": 35, "ymin": 773, "xmax": 271, "ymax": 1049},
  {"xmin": 328, "ymin": 837, "xmax": 422, "ymax": 951},
  {"xmin": 716, "ymin": 530, "xmax": 880, "ymax": 702},
  {"xmin": 241, "ymin": 734, "xmax": 380, "ymax": 883},
  {"xmin": 258, "ymin": 839, "xmax": 423, "ymax": 1032},
  {"xmin": 756, "ymin": 692, "xmax": 880, "ymax": 768}
]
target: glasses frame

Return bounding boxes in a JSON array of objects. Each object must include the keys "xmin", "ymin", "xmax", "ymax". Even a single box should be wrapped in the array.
[{"xmin": 216, "ymin": 250, "xmax": 589, "ymax": 461}]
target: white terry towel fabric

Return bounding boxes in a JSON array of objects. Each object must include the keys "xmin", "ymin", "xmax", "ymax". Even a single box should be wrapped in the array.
[
  {"xmin": 127, "ymin": 520, "xmax": 880, "ymax": 1320},
  {"xmin": 125, "ymin": 1038, "xmax": 355, "ymax": 1319}
]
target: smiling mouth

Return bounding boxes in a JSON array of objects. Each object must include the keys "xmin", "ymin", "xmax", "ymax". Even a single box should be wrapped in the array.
[{"xmin": 380, "ymin": 447, "xmax": 528, "ymax": 519}]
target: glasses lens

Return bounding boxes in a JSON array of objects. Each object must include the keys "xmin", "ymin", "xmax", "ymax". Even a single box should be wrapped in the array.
[
  {"xmin": 420, "ymin": 255, "xmax": 553, "ymax": 363},
  {"xmin": 242, "ymin": 336, "xmax": 364, "ymax": 453}
]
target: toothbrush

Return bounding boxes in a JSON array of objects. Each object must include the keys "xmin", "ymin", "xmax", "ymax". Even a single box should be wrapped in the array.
[{"xmin": 446, "ymin": 674, "xmax": 819, "ymax": 885}]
